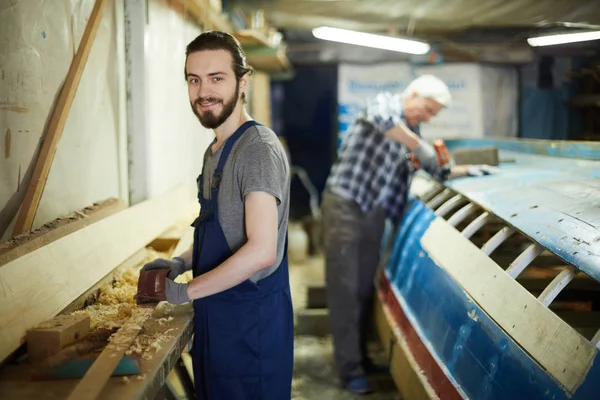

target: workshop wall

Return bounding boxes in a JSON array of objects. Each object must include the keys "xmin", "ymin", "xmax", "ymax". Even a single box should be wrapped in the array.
[
  {"xmin": 0, "ymin": 0, "xmax": 125, "ymax": 241},
  {"xmin": 0, "ymin": 0, "xmax": 217, "ymax": 243},
  {"xmin": 144, "ymin": 0, "xmax": 214, "ymax": 199}
]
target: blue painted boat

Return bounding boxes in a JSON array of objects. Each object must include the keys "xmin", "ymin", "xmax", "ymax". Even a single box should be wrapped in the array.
[{"xmin": 375, "ymin": 138, "xmax": 600, "ymax": 399}]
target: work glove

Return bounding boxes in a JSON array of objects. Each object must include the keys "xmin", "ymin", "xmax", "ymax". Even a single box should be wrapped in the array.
[
  {"xmin": 165, "ymin": 279, "xmax": 191, "ymax": 305},
  {"xmin": 466, "ymin": 165, "xmax": 500, "ymax": 177},
  {"xmin": 140, "ymin": 257, "xmax": 186, "ymax": 280},
  {"xmin": 412, "ymin": 140, "xmax": 439, "ymax": 172}
]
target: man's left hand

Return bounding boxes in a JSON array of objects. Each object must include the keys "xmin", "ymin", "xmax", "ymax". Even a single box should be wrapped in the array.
[
  {"xmin": 165, "ymin": 279, "xmax": 191, "ymax": 304},
  {"xmin": 466, "ymin": 165, "xmax": 500, "ymax": 177}
]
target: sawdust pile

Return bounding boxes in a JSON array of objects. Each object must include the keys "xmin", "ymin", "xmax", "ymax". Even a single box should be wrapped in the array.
[
  {"xmin": 126, "ymin": 304, "xmax": 178, "ymax": 360},
  {"xmin": 69, "ymin": 248, "xmax": 183, "ymax": 359},
  {"xmin": 71, "ymin": 248, "xmax": 165, "ymax": 330}
]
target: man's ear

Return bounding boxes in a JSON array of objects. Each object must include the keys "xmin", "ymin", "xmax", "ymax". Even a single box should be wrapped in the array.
[{"xmin": 239, "ymin": 72, "xmax": 250, "ymax": 96}]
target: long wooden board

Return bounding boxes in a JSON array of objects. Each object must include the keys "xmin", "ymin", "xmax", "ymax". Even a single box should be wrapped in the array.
[
  {"xmin": 1, "ymin": 199, "xmax": 127, "ymax": 267},
  {"xmin": 0, "ymin": 304, "xmax": 194, "ymax": 400},
  {"xmin": 66, "ymin": 306, "xmax": 155, "ymax": 400},
  {"xmin": 12, "ymin": 0, "xmax": 109, "ymax": 235},
  {"xmin": 0, "ymin": 185, "xmax": 192, "ymax": 363},
  {"xmin": 421, "ymin": 217, "xmax": 596, "ymax": 392},
  {"xmin": 172, "ymin": 227, "xmax": 194, "ymax": 258}
]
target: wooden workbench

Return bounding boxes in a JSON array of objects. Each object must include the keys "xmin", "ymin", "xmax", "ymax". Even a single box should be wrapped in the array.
[{"xmin": 0, "ymin": 303, "xmax": 193, "ymax": 400}]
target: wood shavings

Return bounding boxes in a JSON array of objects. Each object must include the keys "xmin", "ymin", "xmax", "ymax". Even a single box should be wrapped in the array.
[
  {"xmin": 129, "ymin": 330, "xmax": 175, "ymax": 360},
  {"xmin": 72, "ymin": 303, "xmax": 133, "ymax": 330},
  {"xmin": 150, "ymin": 342, "xmax": 162, "ymax": 352},
  {"xmin": 157, "ymin": 316, "xmax": 174, "ymax": 326},
  {"xmin": 63, "ymin": 247, "xmax": 180, "ymax": 361},
  {"xmin": 121, "ymin": 376, "xmax": 130, "ymax": 384},
  {"xmin": 136, "ymin": 374, "xmax": 146, "ymax": 381},
  {"xmin": 74, "ymin": 211, "xmax": 88, "ymax": 218},
  {"xmin": 155, "ymin": 302, "xmax": 176, "ymax": 316},
  {"xmin": 69, "ymin": 247, "xmax": 171, "ymax": 331},
  {"xmin": 175, "ymin": 270, "xmax": 193, "ymax": 283}
]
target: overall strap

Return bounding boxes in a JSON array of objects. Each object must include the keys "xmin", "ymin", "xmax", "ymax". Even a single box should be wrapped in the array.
[{"xmin": 212, "ymin": 120, "xmax": 261, "ymax": 190}]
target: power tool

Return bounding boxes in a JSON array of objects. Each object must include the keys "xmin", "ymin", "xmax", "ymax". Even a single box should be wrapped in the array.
[{"xmin": 410, "ymin": 139, "xmax": 451, "ymax": 169}]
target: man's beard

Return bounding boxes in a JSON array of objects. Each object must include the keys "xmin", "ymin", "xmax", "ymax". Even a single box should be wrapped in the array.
[{"xmin": 191, "ymin": 85, "xmax": 240, "ymax": 129}]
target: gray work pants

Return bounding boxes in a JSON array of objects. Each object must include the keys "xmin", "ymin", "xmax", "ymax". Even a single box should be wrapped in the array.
[{"xmin": 322, "ymin": 191, "xmax": 386, "ymax": 381}]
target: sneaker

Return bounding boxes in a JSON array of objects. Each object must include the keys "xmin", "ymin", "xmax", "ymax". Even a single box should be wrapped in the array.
[{"xmin": 345, "ymin": 376, "xmax": 372, "ymax": 395}]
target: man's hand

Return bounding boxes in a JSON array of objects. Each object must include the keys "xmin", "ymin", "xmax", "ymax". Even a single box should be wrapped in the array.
[
  {"xmin": 165, "ymin": 279, "xmax": 191, "ymax": 304},
  {"xmin": 140, "ymin": 257, "xmax": 186, "ymax": 280},
  {"xmin": 450, "ymin": 164, "xmax": 500, "ymax": 178},
  {"xmin": 412, "ymin": 140, "xmax": 439, "ymax": 171},
  {"xmin": 466, "ymin": 164, "xmax": 500, "ymax": 177}
]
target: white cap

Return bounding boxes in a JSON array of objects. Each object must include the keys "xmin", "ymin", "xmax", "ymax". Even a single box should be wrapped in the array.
[{"xmin": 401, "ymin": 75, "xmax": 452, "ymax": 107}]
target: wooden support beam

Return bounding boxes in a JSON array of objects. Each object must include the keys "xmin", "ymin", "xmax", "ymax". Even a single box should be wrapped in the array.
[
  {"xmin": 12, "ymin": 0, "xmax": 109, "ymax": 236},
  {"xmin": 0, "ymin": 185, "xmax": 194, "ymax": 363}
]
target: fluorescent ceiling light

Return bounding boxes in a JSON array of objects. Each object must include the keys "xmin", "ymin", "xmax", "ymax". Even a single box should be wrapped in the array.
[
  {"xmin": 527, "ymin": 30, "xmax": 600, "ymax": 47},
  {"xmin": 312, "ymin": 26, "xmax": 430, "ymax": 55}
]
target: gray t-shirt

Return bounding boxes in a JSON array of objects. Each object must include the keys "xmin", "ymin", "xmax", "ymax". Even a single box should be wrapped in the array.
[{"xmin": 201, "ymin": 123, "xmax": 290, "ymax": 282}]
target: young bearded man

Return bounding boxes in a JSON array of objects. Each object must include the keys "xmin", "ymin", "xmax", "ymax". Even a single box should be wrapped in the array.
[{"xmin": 139, "ymin": 31, "xmax": 293, "ymax": 400}]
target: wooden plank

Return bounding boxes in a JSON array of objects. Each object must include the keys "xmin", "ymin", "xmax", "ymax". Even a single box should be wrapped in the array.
[
  {"xmin": 170, "ymin": 0, "xmax": 232, "ymax": 32},
  {"xmin": 0, "ymin": 185, "xmax": 193, "ymax": 363},
  {"xmin": 171, "ymin": 227, "xmax": 194, "ymax": 258},
  {"xmin": 233, "ymin": 30, "xmax": 271, "ymax": 48},
  {"xmin": 149, "ymin": 227, "xmax": 184, "ymax": 253},
  {"xmin": 0, "ymin": 305, "xmax": 194, "ymax": 400},
  {"xmin": 421, "ymin": 217, "xmax": 596, "ymax": 392},
  {"xmin": 26, "ymin": 315, "xmax": 90, "ymax": 364},
  {"xmin": 0, "ymin": 199, "xmax": 127, "ymax": 267},
  {"xmin": 373, "ymin": 285, "xmax": 438, "ymax": 400},
  {"xmin": 66, "ymin": 306, "xmax": 154, "ymax": 400},
  {"xmin": 99, "ymin": 304, "xmax": 194, "ymax": 399},
  {"xmin": 245, "ymin": 46, "xmax": 291, "ymax": 73},
  {"xmin": 12, "ymin": 0, "xmax": 109, "ymax": 235}
]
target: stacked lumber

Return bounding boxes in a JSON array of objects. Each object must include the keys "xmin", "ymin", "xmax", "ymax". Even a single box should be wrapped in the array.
[{"xmin": 0, "ymin": 185, "xmax": 195, "ymax": 364}]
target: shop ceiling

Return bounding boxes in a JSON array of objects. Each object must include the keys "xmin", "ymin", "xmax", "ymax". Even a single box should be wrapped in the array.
[{"xmin": 230, "ymin": 0, "xmax": 600, "ymax": 63}]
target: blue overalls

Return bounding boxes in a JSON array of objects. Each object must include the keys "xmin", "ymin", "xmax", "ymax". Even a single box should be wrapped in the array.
[{"xmin": 190, "ymin": 120, "xmax": 294, "ymax": 400}]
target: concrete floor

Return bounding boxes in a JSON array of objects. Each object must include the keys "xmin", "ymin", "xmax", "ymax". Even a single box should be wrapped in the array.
[{"xmin": 289, "ymin": 255, "xmax": 401, "ymax": 400}]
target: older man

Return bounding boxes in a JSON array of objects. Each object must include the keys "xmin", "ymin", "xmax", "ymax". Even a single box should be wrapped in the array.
[{"xmin": 323, "ymin": 74, "xmax": 492, "ymax": 394}]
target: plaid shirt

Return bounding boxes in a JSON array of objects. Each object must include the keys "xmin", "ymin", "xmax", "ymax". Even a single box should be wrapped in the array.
[{"xmin": 326, "ymin": 92, "xmax": 449, "ymax": 224}]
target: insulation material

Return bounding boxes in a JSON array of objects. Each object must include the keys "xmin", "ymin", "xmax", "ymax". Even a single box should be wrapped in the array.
[
  {"xmin": 145, "ymin": 0, "xmax": 215, "ymax": 198},
  {"xmin": 337, "ymin": 62, "xmax": 518, "ymax": 143},
  {"xmin": 0, "ymin": 0, "xmax": 124, "ymax": 241}
]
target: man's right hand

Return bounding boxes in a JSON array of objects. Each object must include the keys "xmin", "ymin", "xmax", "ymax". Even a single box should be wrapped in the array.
[
  {"xmin": 140, "ymin": 257, "xmax": 186, "ymax": 280},
  {"xmin": 412, "ymin": 140, "xmax": 439, "ymax": 172}
]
